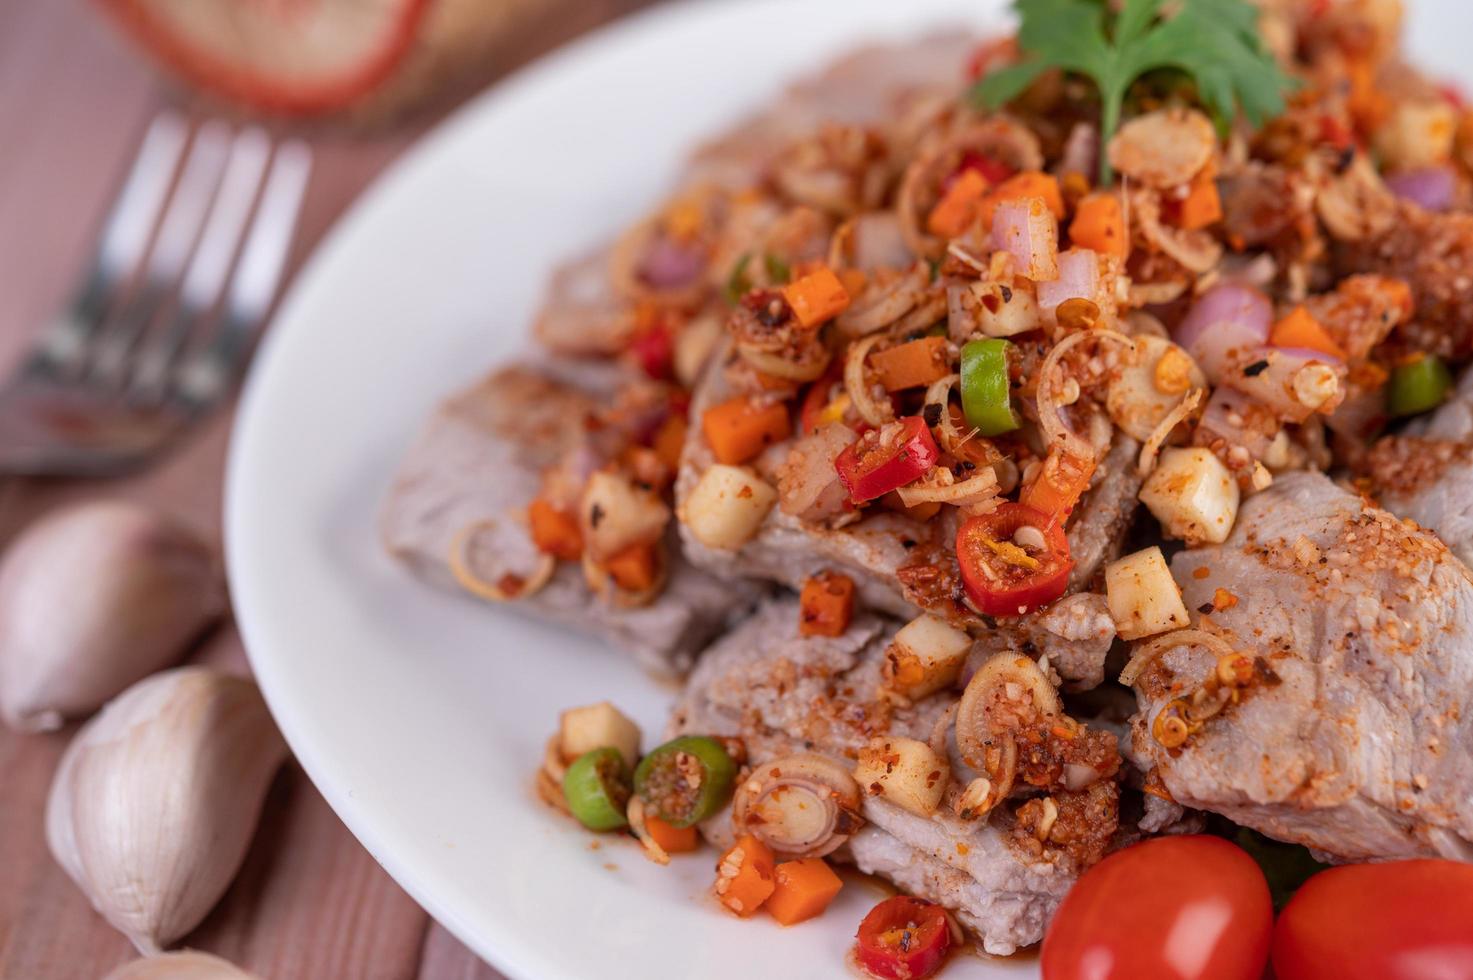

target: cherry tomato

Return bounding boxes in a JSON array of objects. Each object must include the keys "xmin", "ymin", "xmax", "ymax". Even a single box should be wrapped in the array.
[
  {"xmin": 1272, "ymin": 859, "xmax": 1473, "ymax": 980},
  {"xmin": 956, "ymin": 503, "xmax": 1072, "ymax": 616},
  {"xmin": 834, "ymin": 417, "xmax": 939, "ymax": 503},
  {"xmin": 1043, "ymin": 835, "xmax": 1272, "ymax": 980},
  {"xmin": 855, "ymin": 896, "xmax": 952, "ymax": 980}
]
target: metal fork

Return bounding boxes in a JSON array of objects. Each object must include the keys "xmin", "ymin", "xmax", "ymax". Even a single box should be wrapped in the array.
[{"xmin": 0, "ymin": 112, "xmax": 312, "ymax": 477}]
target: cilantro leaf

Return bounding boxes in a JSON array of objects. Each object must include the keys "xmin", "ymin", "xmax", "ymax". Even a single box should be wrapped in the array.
[{"xmin": 971, "ymin": 0, "xmax": 1297, "ymax": 184}]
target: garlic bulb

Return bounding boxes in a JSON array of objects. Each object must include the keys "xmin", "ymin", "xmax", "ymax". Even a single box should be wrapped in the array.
[
  {"xmin": 46, "ymin": 667, "xmax": 287, "ymax": 954},
  {"xmin": 103, "ymin": 951, "xmax": 261, "ymax": 980},
  {"xmin": 0, "ymin": 501, "xmax": 225, "ymax": 733}
]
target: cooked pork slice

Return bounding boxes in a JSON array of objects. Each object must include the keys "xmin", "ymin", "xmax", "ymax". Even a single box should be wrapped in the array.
[
  {"xmin": 1366, "ymin": 368, "xmax": 1473, "ymax": 566},
  {"xmin": 533, "ymin": 247, "xmax": 631, "ymax": 357},
  {"xmin": 1332, "ymin": 192, "xmax": 1473, "ymax": 359},
  {"xmin": 963, "ymin": 593, "xmax": 1118, "ymax": 692},
  {"xmin": 678, "ymin": 341, "xmax": 1142, "ymax": 621},
  {"xmin": 381, "ymin": 362, "xmax": 756, "ymax": 677},
  {"xmin": 1064, "ymin": 434, "xmax": 1144, "ymax": 592},
  {"xmin": 671, "ymin": 599, "xmax": 1120, "ymax": 954},
  {"xmin": 1128, "ymin": 470, "xmax": 1473, "ymax": 861}
]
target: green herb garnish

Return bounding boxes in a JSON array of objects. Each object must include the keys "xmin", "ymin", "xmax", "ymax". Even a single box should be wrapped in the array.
[
  {"xmin": 1233, "ymin": 828, "xmax": 1329, "ymax": 910},
  {"xmin": 972, "ymin": 0, "xmax": 1296, "ymax": 184}
]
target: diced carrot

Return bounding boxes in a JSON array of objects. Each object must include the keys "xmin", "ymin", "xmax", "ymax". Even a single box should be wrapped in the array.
[
  {"xmin": 714, "ymin": 834, "xmax": 777, "ymax": 917},
  {"xmin": 869, "ymin": 336, "xmax": 951, "ymax": 392},
  {"xmin": 1020, "ymin": 449, "xmax": 1096, "ymax": 524},
  {"xmin": 653, "ymin": 414, "xmax": 688, "ymax": 472},
  {"xmin": 646, "ymin": 815, "xmax": 700, "ymax": 854},
  {"xmin": 782, "ymin": 267, "xmax": 852, "ymax": 329},
  {"xmin": 1270, "ymin": 306, "xmax": 1348, "ymax": 360},
  {"xmin": 799, "ymin": 571, "xmax": 857, "ymax": 637},
  {"xmin": 979, "ymin": 171, "xmax": 1065, "ymax": 227},
  {"xmin": 1348, "ymin": 58, "xmax": 1390, "ymax": 132},
  {"xmin": 767, "ymin": 858, "xmax": 844, "ymax": 926},
  {"xmin": 702, "ymin": 396, "xmax": 792, "ymax": 465},
  {"xmin": 1177, "ymin": 168, "xmax": 1222, "ymax": 231},
  {"xmin": 605, "ymin": 543, "xmax": 659, "ymax": 592},
  {"xmin": 528, "ymin": 499, "xmax": 582, "ymax": 561},
  {"xmin": 1070, "ymin": 192, "xmax": 1128, "ymax": 259},
  {"xmin": 926, "ymin": 168, "xmax": 990, "ymax": 239}
]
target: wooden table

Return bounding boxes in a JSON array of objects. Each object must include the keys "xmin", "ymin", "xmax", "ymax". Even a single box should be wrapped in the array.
[{"xmin": 0, "ymin": 2, "xmax": 654, "ymax": 976}]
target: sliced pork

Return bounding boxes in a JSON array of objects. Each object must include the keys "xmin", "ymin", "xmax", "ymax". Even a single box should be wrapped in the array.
[
  {"xmin": 1128, "ymin": 470, "xmax": 1473, "ymax": 861},
  {"xmin": 381, "ymin": 361, "xmax": 757, "ymax": 677},
  {"xmin": 671, "ymin": 599, "xmax": 1123, "ymax": 954},
  {"xmin": 1366, "ymin": 368, "xmax": 1473, "ymax": 567}
]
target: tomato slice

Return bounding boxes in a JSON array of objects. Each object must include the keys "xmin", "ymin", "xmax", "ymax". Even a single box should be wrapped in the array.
[
  {"xmin": 834, "ymin": 417, "xmax": 940, "ymax": 503},
  {"xmin": 1043, "ymin": 835, "xmax": 1273, "ymax": 980},
  {"xmin": 1272, "ymin": 859, "xmax": 1473, "ymax": 980},
  {"xmin": 855, "ymin": 896, "xmax": 953, "ymax": 980},
  {"xmin": 956, "ymin": 503, "xmax": 1072, "ymax": 616}
]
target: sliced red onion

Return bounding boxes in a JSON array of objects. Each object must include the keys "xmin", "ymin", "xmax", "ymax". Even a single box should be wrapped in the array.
[
  {"xmin": 1221, "ymin": 346, "xmax": 1347, "ymax": 423},
  {"xmin": 1173, "ymin": 284, "xmax": 1272, "ymax": 382},
  {"xmin": 852, "ymin": 212, "xmax": 913, "ymax": 270},
  {"xmin": 1385, "ymin": 166, "xmax": 1457, "ymax": 213},
  {"xmin": 1058, "ymin": 122, "xmax": 1099, "ymax": 181},
  {"xmin": 992, "ymin": 197, "xmax": 1059, "ymax": 281},
  {"xmin": 1037, "ymin": 248, "xmax": 1099, "ymax": 310},
  {"xmin": 639, "ymin": 235, "xmax": 706, "ymax": 289}
]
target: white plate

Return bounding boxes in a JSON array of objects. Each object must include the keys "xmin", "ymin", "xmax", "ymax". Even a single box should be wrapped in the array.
[{"xmin": 226, "ymin": 2, "xmax": 1470, "ymax": 978}]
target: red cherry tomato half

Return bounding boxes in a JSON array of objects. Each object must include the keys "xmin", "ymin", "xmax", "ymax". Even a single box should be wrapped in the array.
[
  {"xmin": 1042, "ymin": 835, "xmax": 1272, "ymax": 980},
  {"xmin": 1272, "ymin": 859, "xmax": 1473, "ymax": 980},
  {"xmin": 834, "ymin": 416, "xmax": 939, "ymax": 503},
  {"xmin": 855, "ymin": 896, "xmax": 953, "ymax": 980},
  {"xmin": 956, "ymin": 503, "xmax": 1072, "ymax": 617}
]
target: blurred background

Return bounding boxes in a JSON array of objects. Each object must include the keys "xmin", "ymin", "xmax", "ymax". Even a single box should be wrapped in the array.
[{"xmin": 0, "ymin": 1, "xmax": 663, "ymax": 976}]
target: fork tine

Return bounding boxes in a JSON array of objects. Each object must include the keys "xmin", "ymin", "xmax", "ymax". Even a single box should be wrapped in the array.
[
  {"xmin": 175, "ymin": 139, "xmax": 312, "ymax": 406},
  {"xmin": 34, "ymin": 113, "xmax": 188, "ymax": 372},
  {"xmin": 89, "ymin": 120, "xmax": 232, "ymax": 385},
  {"xmin": 131, "ymin": 126, "xmax": 271, "ymax": 397}
]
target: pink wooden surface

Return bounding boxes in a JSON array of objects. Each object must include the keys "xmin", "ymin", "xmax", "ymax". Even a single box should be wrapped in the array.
[{"xmin": 0, "ymin": 1, "xmax": 653, "ymax": 976}]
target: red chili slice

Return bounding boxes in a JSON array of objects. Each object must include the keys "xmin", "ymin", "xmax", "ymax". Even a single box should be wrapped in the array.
[
  {"xmin": 956, "ymin": 502, "xmax": 1072, "ymax": 617},
  {"xmin": 834, "ymin": 417, "xmax": 939, "ymax": 503},
  {"xmin": 855, "ymin": 896, "xmax": 953, "ymax": 980}
]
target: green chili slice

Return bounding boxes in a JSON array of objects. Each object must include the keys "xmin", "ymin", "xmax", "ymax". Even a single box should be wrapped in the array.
[
  {"xmin": 632, "ymin": 735, "xmax": 737, "ymax": 828},
  {"xmin": 1388, "ymin": 353, "xmax": 1452, "ymax": 417},
  {"xmin": 562, "ymin": 747, "xmax": 631, "ymax": 831},
  {"xmin": 960, "ymin": 338, "xmax": 1020, "ymax": 435}
]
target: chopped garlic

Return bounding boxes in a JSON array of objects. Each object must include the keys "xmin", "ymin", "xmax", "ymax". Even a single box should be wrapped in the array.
[
  {"xmin": 1139, "ymin": 448, "xmax": 1240, "ymax": 545},
  {"xmin": 681, "ymin": 464, "xmax": 777, "ymax": 550}
]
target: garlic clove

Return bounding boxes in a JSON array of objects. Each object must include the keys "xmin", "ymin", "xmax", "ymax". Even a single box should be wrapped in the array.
[
  {"xmin": 0, "ymin": 501, "xmax": 226, "ymax": 733},
  {"xmin": 103, "ymin": 951, "xmax": 262, "ymax": 980},
  {"xmin": 46, "ymin": 667, "xmax": 287, "ymax": 954}
]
